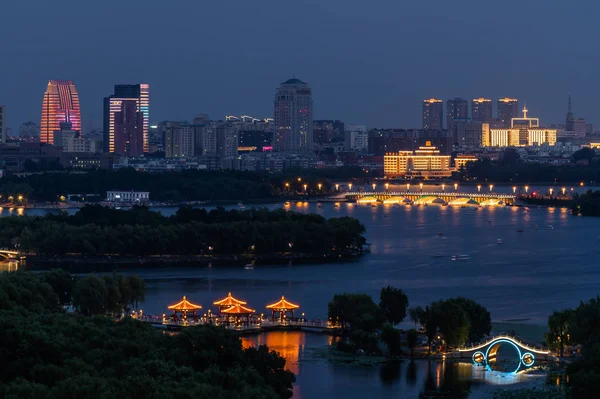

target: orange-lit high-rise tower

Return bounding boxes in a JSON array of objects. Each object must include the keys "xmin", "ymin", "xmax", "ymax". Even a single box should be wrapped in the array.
[{"xmin": 40, "ymin": 80, "xmax": 82, "ymax": 144}]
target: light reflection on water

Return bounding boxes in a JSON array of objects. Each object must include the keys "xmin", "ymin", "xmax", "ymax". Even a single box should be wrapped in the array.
[{"xmin": 241, "ymin": 331, "xmax": 542, "ymax": 399}]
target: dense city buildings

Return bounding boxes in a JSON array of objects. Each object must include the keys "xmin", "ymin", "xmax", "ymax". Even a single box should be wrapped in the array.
[
  {"xmin": 0, "ymin": 105, "xmax": 6, "ymax": 143},
  {"xmin": 452, "ymin": 120, "xmax": 485, "ymax": 149},
  {"xmin": 446, "ymin": 98, "xmax": 468, "ymax": 132},
  {"xmin": 40, "ymin": 80, "xmax": 82, "ymax": 145},
  {"xmin": 238, "ymin": 130, "xmax": 273, "ymax": 151},
  {"xmin": 53, "ymin": 122, "xmax": 97, "ymax": 153},
  {"xmin": 216, "ymin": 123, "xmax": 238, "ymax": 157},
  {"xmin": 483, "ymin": 106, "xmax": 557, "ymax": 147},
  {"xmin": 384, "ymin": 143, "xmax": 452, "ymax": 178},
  {"xmin": 164, "ymin": 123, "xmax": 195, "ymax": 158},
  {"xmin": 422, "ymin": 98, "xmax": 443, "ymax": 130},
  {"xmin": 273, "ymin": 78, "xmax": 313, "ymax": 153},
  {"xmin": 103, "ymin": 84, "xmax": 150, "ymax": 155},
  {"xmin": 344, "ymin": 125, "xmax": 368, "ymax": 151},
  {"xmin": 497, "ymin": 98, "xmax": 519, "ymax": 128},
  {"xmin": 566, "ymin": 95, "xmax": 575, "ymax": 132},
  {"xmin": 313, "ymin": 120, "xmax": 344, "ymax": 145},
  {"xmin": 472, "ymin": 98, "xmax": 493, "ymax": 122},
  {"xmin": 19, "ymin": 121, "xmax": 40, "ymax": 138},
  {"xmin": 369, "ymin": 129, "xmax": 453, "ymax": 156}
]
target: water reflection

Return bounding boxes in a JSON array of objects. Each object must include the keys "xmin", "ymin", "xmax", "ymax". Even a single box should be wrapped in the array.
[{"xmin": 241, "ymin": 331, "xmax": 306, "ymax": 375}]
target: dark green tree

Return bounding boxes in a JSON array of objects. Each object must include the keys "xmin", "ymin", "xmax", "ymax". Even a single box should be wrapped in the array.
[
  {"xmin": 408, "ymin": 306, "xmax": 424, "ymax": 330},
  {"xmin": 72, "ymin": 275, "xmax": 108, "ymax": 316},
  {"xmin": 379, "ymin": 286, "xmax": 409, "ymax": 325},
  {"xmin": 407, "ymin": 329, "xmax": 418, "ymax": 357},
  {"xmin": 548, "ymin": 309, "xmax": 574, "ymax": 356},
  {"xmin": 380, "ymin": 323, "xmax": 402, "ymax": 356}
]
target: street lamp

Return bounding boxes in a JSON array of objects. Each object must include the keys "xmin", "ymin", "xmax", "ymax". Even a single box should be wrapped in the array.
[
  {"xmin": 348, "ymin": 183, "xmax": 353, "ymax": 191},
  {"xmin": 419, "ymin": 182, "xmax": 423, "ymax": 192},
  {"xmin": 385, "ymin": 183, "xmax": 389, "ymax": 191},
  {"xmin": 454, "ymin": 183, "xmax": 458, "ymax": 192},
  {"xmin": 285, "ymin": 182, "xmax": 290, "ymax": 190},
  {"xmin": 303, "ymin": 184, "xmax": 307, "ymax": 192},
  {"xmin": 489, "ymin": 184, "xmax": 493, "ymax": 192},
  {"xmin": 17, "ymin": 195, "xmax": 23, "ymax": 202},
  {"xmin": 317, "ymin": 183, "xmax": 322, "ymax": 191},
  {"xmin": 549, "ymin": 188, "xmax": 553, "ymax": 196},
  {"xmin": 441, "ymin": 184, "xmax": 445, "ymax": 192},
  {"xmin": 335, "ymin": 184, "xmax": 339, "ymax": 192},
  {"xmin": 561, "ymin": 187, "xmax": 566, "ymax": 195},
  {"xmin": 477, "ymin": 185, "xmax": 481, "ymax": 193},
  {"xmin": 372, "ymin": 183, "xmax": 376, "ymax": 191},
  {"xmin": 512, "ymin": 186, "xmax": 517, "ymax": 194},
  {"xmin": 407, "ymin": 183, "xmax": 410, "ymax": 192},
  {"xmin": 525, "ymin": 185, "xmax": 529, "ymax": 193}
]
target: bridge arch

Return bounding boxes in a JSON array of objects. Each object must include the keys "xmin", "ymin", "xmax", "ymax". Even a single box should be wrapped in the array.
[
  {"xmin": 413, "ymin": 196, "xmax": 445, "ymax": 205},
  {"xmin": 383, "ymin": 196, "xmax": 410, "ymax": 205},
  {"xmin": 356, "ymin": 196, "xmax": 379, "ymax": 204},
  {"xmin": 480, "ymin": 198, "xmax": 504, "ymax": 206},
  {"xmin": 456, "ymin": 335, "xmax": 550, "ymax": 373},
  {"xmin": 447, "ymin": 197, "xmax": 479, "ymax": 206}
]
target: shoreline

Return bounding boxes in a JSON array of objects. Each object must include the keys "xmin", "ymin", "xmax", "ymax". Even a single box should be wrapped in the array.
[{"xmin": 23, "ymin": 252, "xmax": 364, "ymax": 272}]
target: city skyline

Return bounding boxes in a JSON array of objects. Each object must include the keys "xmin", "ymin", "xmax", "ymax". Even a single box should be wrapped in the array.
[{"xmin": 1, "ymin": 0, "xmax": 598, "ymax": 131}]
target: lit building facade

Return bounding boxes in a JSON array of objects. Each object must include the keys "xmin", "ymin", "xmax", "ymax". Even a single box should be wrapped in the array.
[
  {"xmin": 273, "ymin": 78, "xmax": 313, "ymax": 153},
  {"xmin": 454, "ymin": 154, "xmax": 478, "ymax": 169},
  {"xmin": 483, "ymin": 106, "xmax": 556, "ymax": 147},
  {"xmin": 165, "ymin": 123, "xmax": 195, "ymax": 158},
  {"xmin": 497, "ymin": 98, "xmax": 519, "ymax": 128},
  {"xmin": 472, "ymin": 98, "xmax": 492, "ymax": 122},
  {"xmin": 384, "ymin": 143, "xmax": 452, "ymax": 178},
  {"xmin": 40, "ymin": 80, "xmax": 82, "ymax": 145},
  {"xmin": 422, "ymin": 98, "xmax": 443, "ymax": 130},
  {"xmin": 103, "ymin": 84, "xmax": 150, "ymax": 154}
]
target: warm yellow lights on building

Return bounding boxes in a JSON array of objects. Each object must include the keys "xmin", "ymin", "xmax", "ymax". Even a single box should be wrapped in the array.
[{"xmin": 384, "ymin": 145, "xmax": 452, "ymax": 179}]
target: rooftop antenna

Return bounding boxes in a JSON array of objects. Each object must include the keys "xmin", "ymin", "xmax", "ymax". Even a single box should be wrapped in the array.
[
  {"xmin": 522, "ymin": 103, "xmax": 528, "ymax": 118},
  {"xmin": 568, "ymin": 94, "xmax": 572, "ymax": 113}
]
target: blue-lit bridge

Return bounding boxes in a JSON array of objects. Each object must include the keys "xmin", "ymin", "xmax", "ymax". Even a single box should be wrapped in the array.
[
  {"xmin": 342, "ymin": 191, "xmax": 517, "ymax": 206},
  {"xmin": 448, "ymin": 335, "xmax": 554, "ymax": 373}
]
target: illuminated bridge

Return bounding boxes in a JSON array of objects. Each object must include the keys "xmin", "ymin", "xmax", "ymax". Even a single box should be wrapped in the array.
[
  {"xmin": 448, "ymin": 335, "xmax": 554, "ymax": 373},
  {"xmin": 343, "ymin": 191, "xmax": 516, "ymax": 206},
  {"xmin": 0, "ymin": 249, "xmax": 20, "ymax": 260}
]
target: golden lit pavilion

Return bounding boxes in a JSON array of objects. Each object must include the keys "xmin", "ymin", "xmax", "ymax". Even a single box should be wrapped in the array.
[
  {"xmin": 266, "ymin": 296, "xmax": 300, "ymax": 321},
  {"xmin": 213, "ymin": 292, "xmax": 247, "ymax": 312},
  {"xmin": 221, "ymin": 303, "xmax": 256, "ymax": 323},
  {"xmin": 167, "ymin": 296, "xmax": 202, "ymax": 318}
]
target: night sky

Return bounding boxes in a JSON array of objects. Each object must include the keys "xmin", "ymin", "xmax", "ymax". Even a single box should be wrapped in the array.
[{"xmin": 2, "ymin": 0, "xmax": 597, "ymax": 132}]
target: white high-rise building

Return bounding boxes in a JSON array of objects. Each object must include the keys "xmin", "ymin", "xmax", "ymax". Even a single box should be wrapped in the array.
[
  {"xmin": 273, "ymin": 78, "xmax": 313, "ymax": 153},
  {"xmin": 345, "ymin": 125, "xmax": 368, "ymax": 151}
]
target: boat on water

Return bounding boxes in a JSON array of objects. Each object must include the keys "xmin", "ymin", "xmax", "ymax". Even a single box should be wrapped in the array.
[
  {"xmin": 497, "ymin": 239, "xmax": 502, "ymax": 244},
  {"xmin": 451, "ymin": 256, "xmax": 457, "ymax": 261},
  {"xmin": 451, "ymin": 254, "xmax": 471, "ymax": 261},
  {"xmin": 547, "ymin": 225, "xmax": 554, "ymax": 230},
  {"xmin": 238, "ymin": 203, "xmax": 245, "ymax": 209},
  {"xmin": 284, "ymin": 201, "xmax": 290, "ymax": 206},
  {"xmin": 317, "ymin": 203, "xmax": 322, "ymax": 208},
  {"xmin": 438, "ymin": 232, "xmax": 444, "ymax": 236},
  {"xmin": 517, "ymin": 229, "xmax": 525, "ymax": 233},
  {"xmin": 244, "ymin": 264, "xmax": 254, "ymax": 270},
  {"xmin": 334, "ymin": 202, "xmax": 340, "ymax": 207}
]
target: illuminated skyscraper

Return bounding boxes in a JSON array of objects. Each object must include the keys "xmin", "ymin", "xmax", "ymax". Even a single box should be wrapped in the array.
[
  {"xmin": 422, "ymin": 98, "xmax": 443, "ymax": 130},
  {"xmin": 40, "ymin": 80, "xmax": 82, "ymax": 145},
  {"xmin": 103, "ymin": 84, "xmax": 150, "ymax": 154},
  {"xmin": 273, "ymin": 78, "xmax": 313, "ymax": 153},
  {"xmin": 497, "ymin": 98, "xmax": 519, "ymax": 128},
  {"xmin": 472, "ymin": 98, "xmax": 493, "ymax": 122}
]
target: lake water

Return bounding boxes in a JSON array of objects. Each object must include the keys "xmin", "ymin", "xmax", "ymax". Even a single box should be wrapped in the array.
[{"xmin": 14, "ymin": 197, "xmax": 594, "ymax": 397}]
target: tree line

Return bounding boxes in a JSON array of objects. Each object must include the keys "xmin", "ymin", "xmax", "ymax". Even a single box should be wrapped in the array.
[
  {"xmin": 0, "ymin": 270, "xmax": 295, "ymax": 398},
  {"xmin": 456, "ymin": 148, "xmax": 600, "ymax": 184},
  {"xmin": 0, "ymin": 206, "xmax": 366, "ymax": 257},
  {"xmin": 327, "ymin": 287, "xmax": 491, "ymax": 357}
]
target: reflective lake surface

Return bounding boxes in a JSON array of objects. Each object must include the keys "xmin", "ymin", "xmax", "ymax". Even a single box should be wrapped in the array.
[
  {"xmin": 240, "ymin": 331, "xmax": 547, "ymax": 399},
  {"xmin": 13, "ymin": 197, "xmax": 594, "ymax": 397}
]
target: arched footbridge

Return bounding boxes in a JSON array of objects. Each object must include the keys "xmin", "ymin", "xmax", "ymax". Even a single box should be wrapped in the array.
[{"xmin": 448, "ymin": 335, "xmax": 555, "ymax": 373}]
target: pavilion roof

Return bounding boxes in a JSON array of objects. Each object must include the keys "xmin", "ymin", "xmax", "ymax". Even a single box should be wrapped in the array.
[
  {"xmin": 221, "ymin": 303, "xmax": 256, "ymax": 314},
  {"xmin": 214, "ymin": 292, "xmax": 247, "ymax": 307},
  {"xmin": 168, "ymin": 296, "xmax": 202, "ymax": 312},
  {"xmin": 266, "ymin": 296, "xmax": 300, "ymax": 310}
]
